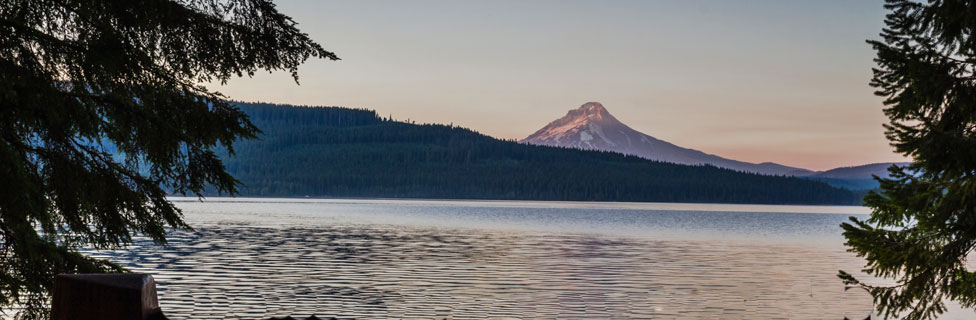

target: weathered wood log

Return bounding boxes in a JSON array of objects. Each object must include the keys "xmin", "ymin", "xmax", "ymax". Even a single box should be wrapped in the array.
[{"xmin": 52, "ymin": 274, "xmax": 166, "ymax": 320}]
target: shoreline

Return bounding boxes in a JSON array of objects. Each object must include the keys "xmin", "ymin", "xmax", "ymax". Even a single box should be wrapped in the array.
[{"xmin": 166, "ymin": 195, "xmax": 870, "ymax": 215}]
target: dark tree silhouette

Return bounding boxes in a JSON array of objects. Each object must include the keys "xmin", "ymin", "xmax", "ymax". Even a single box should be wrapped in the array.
[
  {"xmin": 839, "ymin": 1, "xmax": 976, "ymax": 319},
  {"xmin": 0, "ymin": 0, "xmax": 335, "ymax": 317},
  {"xmin": 217, "ymin": 102, "xmax": 863, "ymax": 205}
]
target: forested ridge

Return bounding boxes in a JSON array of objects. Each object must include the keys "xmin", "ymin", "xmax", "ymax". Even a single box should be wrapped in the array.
[{"xmin": 219, "ymin": 102, "xmax": 863, "ymax": 205}]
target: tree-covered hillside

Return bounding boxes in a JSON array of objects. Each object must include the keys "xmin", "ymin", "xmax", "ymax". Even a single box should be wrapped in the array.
[{"xmin": 220, "ymin": 102, "xmax": 863, "ymax": 205}]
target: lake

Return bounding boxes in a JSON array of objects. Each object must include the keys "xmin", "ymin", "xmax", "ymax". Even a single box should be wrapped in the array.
[{"xmin": 86, "ymin": 198, "xmax": 972, "ymax": 319}]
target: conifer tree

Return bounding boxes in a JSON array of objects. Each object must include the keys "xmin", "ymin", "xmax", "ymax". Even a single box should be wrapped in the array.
[
  {"xmin": 839, "ymin": 1, "xmax": 976, "ymax": 319},
  {"xmin": 0, "ymin": 0, "xmax": 335, "ymax": 318}
]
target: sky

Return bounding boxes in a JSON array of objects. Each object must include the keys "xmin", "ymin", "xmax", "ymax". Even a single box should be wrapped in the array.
[{"xmin": 212, "ymin": 0, "xmax": 907, "ymax": 171}]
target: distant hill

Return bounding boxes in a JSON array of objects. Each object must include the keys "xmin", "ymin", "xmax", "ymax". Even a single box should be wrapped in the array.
[
  {"xmin": 521, "ymin": 102, "xmax": 813, "ymax": 176},
  {"xmin": 214, "ymin": 102, "xmax": 863, "ymax": 205},
  {"xmin": 797, "ymin": 162, "xmax": 910, "ymax": 190},
  {"xmin": 804, "ymin": 162, "xmax": 908, "ymax": 179}
]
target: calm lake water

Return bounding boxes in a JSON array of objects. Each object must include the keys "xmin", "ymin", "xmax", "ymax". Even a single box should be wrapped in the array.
[{"xmin": 86, "ymin": 198, "xmax": 973, "ymax": 319}]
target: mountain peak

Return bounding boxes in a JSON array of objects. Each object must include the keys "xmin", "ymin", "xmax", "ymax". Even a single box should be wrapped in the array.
[
  {"xmin": 565, "ymin": 102, "xmax": 615, "ymax": 123},
  {"xmin": 522, "ymin": 102, "xmax": 812, "ymax": 176},
  {"xmin": 521, "ymin": 102, "xmax": 630, "ymax": 149},
  {"xmin": 581, "ymin": 102, "xmax": 605, "ymax": 112}
]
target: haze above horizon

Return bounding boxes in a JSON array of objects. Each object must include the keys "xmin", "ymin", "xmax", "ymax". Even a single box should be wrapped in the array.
[{"xmin": 211, "ymin": 0, "xmax": 905, "ymax": 171}]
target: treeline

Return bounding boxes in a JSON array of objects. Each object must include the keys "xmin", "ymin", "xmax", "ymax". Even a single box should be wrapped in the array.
[{"xmin": 217, "ymin": 102, "xmax": 863, "ymax": 205}]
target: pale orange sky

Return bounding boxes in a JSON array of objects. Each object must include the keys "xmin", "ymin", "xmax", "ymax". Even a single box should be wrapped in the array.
[{"xmin": 212, "ymin": 0, "xmax": 907, "ymax": 171}]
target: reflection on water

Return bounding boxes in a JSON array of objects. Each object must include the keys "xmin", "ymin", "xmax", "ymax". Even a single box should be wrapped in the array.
[
  {"xmin": 92, "ymin": 227, "xmax": 874, "ymax": 319},
  {"xmin": 86, "ymin": 196, "xmax": 886, "ymax": 319},
  {"xmin": 82, "ymin": 198, "xmax": 974, "ymax": 319},
  {"xmin": 167, "ymin": 197, "xmax": 871, "ymax": 247}
]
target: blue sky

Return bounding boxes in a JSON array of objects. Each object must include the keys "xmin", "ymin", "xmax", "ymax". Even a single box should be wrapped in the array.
[{"xmin": 213, "ymin": 0, "xmax": 903, "ymax": 170}]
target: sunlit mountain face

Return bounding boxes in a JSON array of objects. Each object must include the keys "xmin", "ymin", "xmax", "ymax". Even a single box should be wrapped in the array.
[{"xmin": 521, "ymin": 102, "xmax": 812, "ymax": 176}]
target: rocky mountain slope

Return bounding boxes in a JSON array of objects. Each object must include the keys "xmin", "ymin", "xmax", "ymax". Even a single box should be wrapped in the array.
[{"xmin": 521, "ymin": 102, "xmax": 812, "ymax": 176}]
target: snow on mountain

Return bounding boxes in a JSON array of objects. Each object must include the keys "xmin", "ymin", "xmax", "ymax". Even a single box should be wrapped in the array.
[{"xmin": 520, "ymin": 102, "xmax": 814, "ymax": 176}]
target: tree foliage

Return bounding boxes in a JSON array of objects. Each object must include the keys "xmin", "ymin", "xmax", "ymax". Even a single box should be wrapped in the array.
[
  {"xmin": 221, "ymin": 102, "xmax": 863, "ymax": 205},
  {"xmin": 0, "ymin": 0, "xmax": 333, "ymax": 318},
  {"xmin": 839, "ymin": 1, "xmax": 976, "ymax": 319}
]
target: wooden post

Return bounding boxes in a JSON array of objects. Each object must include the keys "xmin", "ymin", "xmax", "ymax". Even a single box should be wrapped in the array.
[{"xmin": 52, "ymin": 274, "xmax": 166, "ymax": 320}]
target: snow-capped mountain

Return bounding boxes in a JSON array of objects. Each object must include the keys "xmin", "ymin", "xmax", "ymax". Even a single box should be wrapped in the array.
[{"xmin": 520, "ymin": 102, "xmax": 813, "ymax": 176}]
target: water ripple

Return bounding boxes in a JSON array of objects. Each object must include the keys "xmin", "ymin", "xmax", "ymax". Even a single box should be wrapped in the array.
[{"xmin": 89, "ymin": 225, "xmax": 874, "ymax": 319}]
